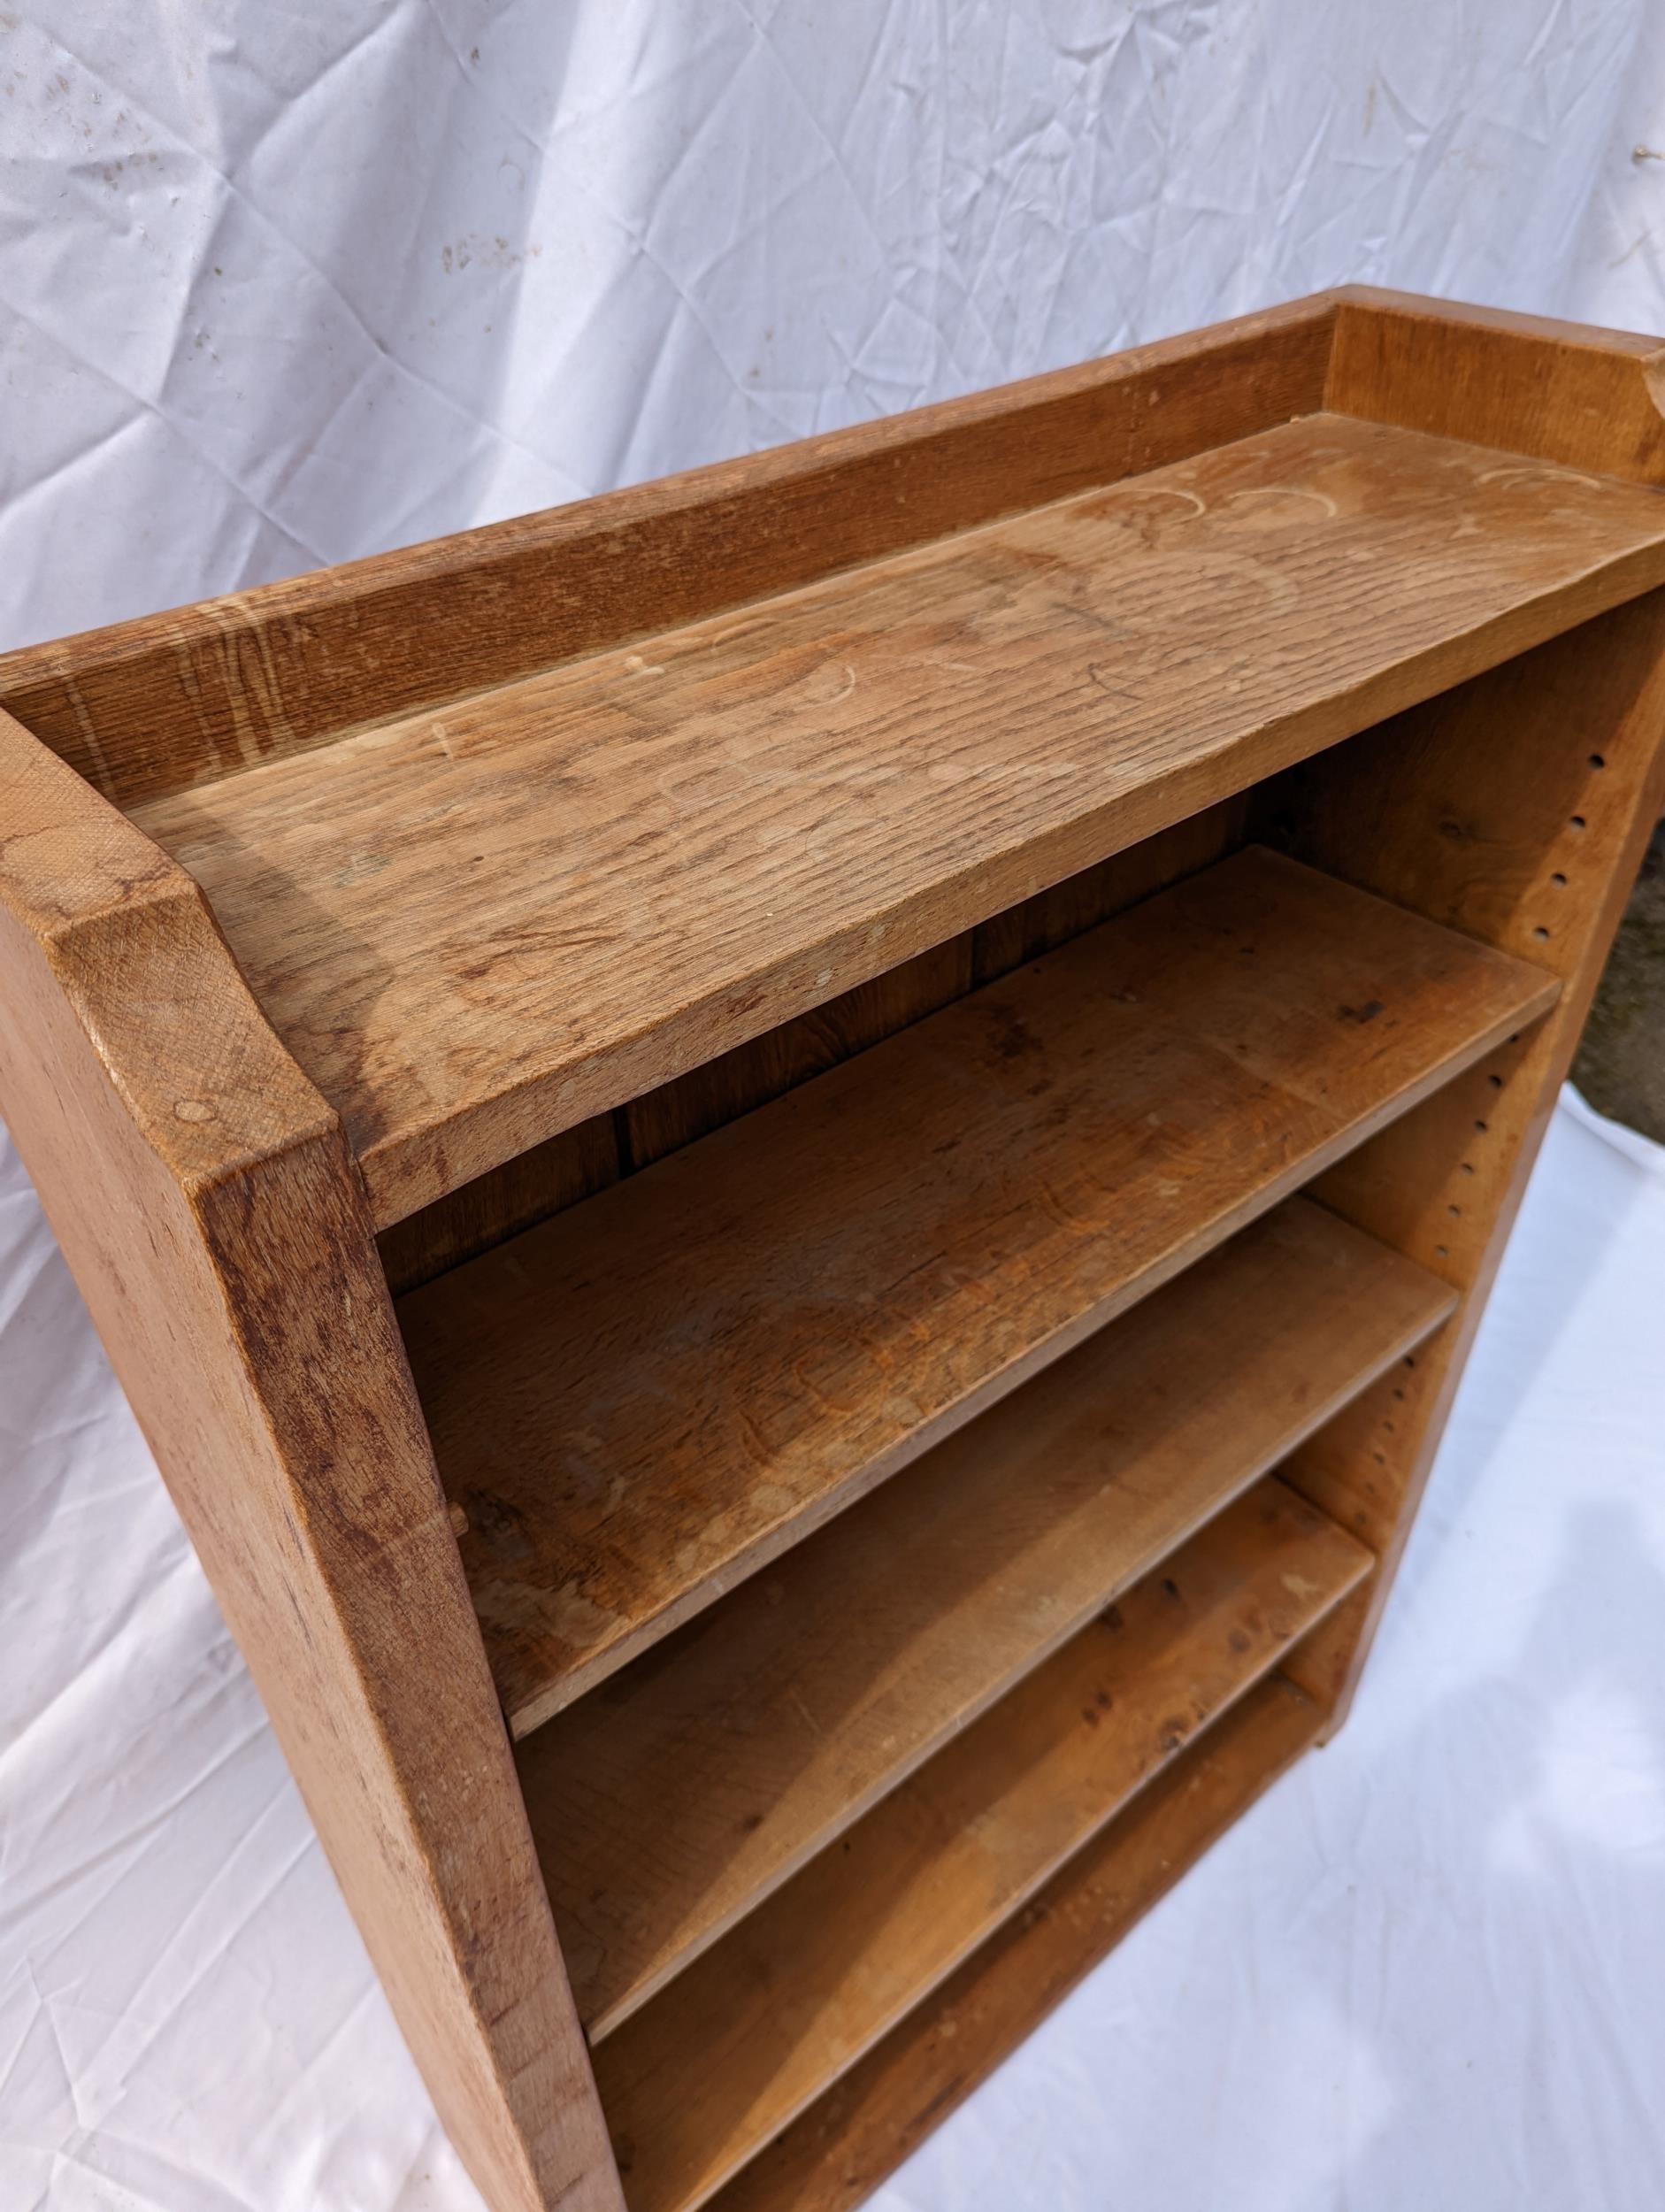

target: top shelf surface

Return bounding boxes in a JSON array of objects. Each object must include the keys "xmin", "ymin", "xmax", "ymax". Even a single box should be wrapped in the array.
[{"xmin": 130, "ymin": 410, "xmax": 1665, "ymax": 1225}]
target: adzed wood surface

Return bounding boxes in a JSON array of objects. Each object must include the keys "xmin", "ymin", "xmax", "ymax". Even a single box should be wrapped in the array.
[
  {"xmin": 709, "ymin": 1671, "xmax": 1323, "ymax": 2212},
  {"xmin": 129, "ymin": 413, "xmax": 1656, "ymax": 1224},
  {"xmin": 520, "ymin": 1197, "xmax": 1451, "ymax": 2038},
  {"xmin": 591, "ymin": 1480, "xmax": 1370, "ymax": 2212},
  {"xmin": 1, "ymin": 296, "xmax": 1337, "ymax": 810},
  {"xmin": 0, "ymin": 715, "xmax": 622, "ymax": 2212},
  {"xmin": 401, "ymin": 846, "xmax": 1553, "ymax": 1734}
]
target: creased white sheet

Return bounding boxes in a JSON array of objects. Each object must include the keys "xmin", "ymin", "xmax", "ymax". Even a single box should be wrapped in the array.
[
  {"xmin": 8, "ymin": 2, "xmax": 1665, "ymax": 652},
  {"xmin": 5, "ymin": 6, "xmax": 1665, "ymax": 2206}
]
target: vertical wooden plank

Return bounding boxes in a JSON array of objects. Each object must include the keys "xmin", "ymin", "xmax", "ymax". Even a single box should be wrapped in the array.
[
  {"xmin": 1253, "ymin": 590, "xmax": 1665, "ymax": 1721},
  {"xmin": 1325, "ymin": 286, "xmax": 1665, "ymax": 481},
  {"xmin": 0, "ymin": 714, "xmax": 623, "ymax": 2212}
]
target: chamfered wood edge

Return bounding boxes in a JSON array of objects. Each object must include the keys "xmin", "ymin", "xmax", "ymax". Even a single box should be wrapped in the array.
[
  {"xmin": 706, "ymin": 1671, "xmax": 1323, "ymax": 2212},
  {"xmin": 0, "ymin": 708, "xmax": 623, "ymax": 2212}
]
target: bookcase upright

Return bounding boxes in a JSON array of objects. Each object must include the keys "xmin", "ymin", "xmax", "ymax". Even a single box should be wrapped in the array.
[{"xmin": 4, "ymin": 288, "xmax": 1663, "ymax": 2212}]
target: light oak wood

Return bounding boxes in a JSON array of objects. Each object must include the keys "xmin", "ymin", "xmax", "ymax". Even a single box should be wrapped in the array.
[
  {"xmin": 594, "ymin": 1479, "xmax": 1370, "ymax": 2212},
  {"xmin": 377, "ymin": 806, "xmax": 1241, "ymax": 1305},
  {"xmin": 1325, "ymin": 285, "xmax": 1665, "ymax": 481},
  {"xmin": 5, "ymin": 291, "xmax": 1665, "ymax": 2212},
  {"xmin": 0, "ymin": 297, "xmax": 1337, "ymax": 812},
  {"xmin": 0, "ymin": 714, "xmax": 621, "ymax": 2212},
  {"xmin": 127, "ymin": 412, "xmax": 1652, "ymax": 1225},
  {"xmin": 710, "ymin": 1671, "xmax": 1323, "ymax": 2212},
  {"xmin": 521, "ymin": 1197, "xmax": 1451, "ymax": 2039},
  {"xmin": 403, "ymin": 847, "xmax": 1551, "ymax": 1735}
]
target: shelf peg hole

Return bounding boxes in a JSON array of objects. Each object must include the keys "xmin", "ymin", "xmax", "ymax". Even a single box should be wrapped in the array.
[
  {"xmin": 1551, "ymin": 872, "xmax": 1568, "ymax": 887},
  {"xmin": 1570, "ymin": 814, "xmax": 1587, "ymax": 831},
  {"xmin": 1531, "ymin": 926, "xmax": 1550, "ymax": 941},
  {"xmin": 1488, "ymin": 1073, "xmax": 1504, "ymax": 1089},
  {"xmin": 1461, "ymin": 1161, "xmax": 1476, "ymax": 1175},
  {"xmin": 1436, "ymin": 1243, "xmax": 1450, "ymax": 1258},
  {"xmin": 1589, "ymin": 753, "xmax": 1606, "ymax": 769}
]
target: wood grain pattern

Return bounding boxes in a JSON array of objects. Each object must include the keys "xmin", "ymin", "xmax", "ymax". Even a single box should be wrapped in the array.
[
  {"xmin": 381, "ymin": 805, "xmax": 1244, "ymax": 1304},
  {"xmin": 709, "ymin": 1672, "xmax": 1322, "ymax": 2212},
  {"xmin": 1252, "ymin": 587, "xmax": 1665, "ymax": 1723},
  {"xmin": 0, "ymin": 296, "xmax": 1336, "ymax": 810},
  {"xmin": 592, "ymin": 1480, "xmax": 1370, "ymax": 2212},
  {"xmin": 1326, "ymin": 285, "xmax": 1665, "ymax": 482},
  {"xmin": 129, "ymin": 414, "xmax": 1653, "ymax": 1225},
  {"xmin": 520, "ymin": 1198, "xmax": 1450, "ymax": 2039},
  {"xmin": 377, "ymin": 1107, "xmax": 622, "ymax": 1295},
  {"xmin": 0, "ymin": 714, "xmax": 621, "ymax": 2212},
  {"xmin": 400, "ymin": 847, "xmax": 1552, "ymax": 1735}
]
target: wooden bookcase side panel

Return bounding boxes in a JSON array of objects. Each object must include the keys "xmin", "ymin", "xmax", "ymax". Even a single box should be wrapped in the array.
[
  {"xmin": 379, "ymin": 802, "xmax": 1247, "ymax": 1296},
  {"xmin": 0, "ymin": 718, "xmax": 623, "ymax": 2212},
  {"xmin": 1253, "ymin": 590, "xmax": 1665, "ymax": 1719},
  {"xmin": 0, "ymin": 301, "xmax": 1337, "ymax": 815}
]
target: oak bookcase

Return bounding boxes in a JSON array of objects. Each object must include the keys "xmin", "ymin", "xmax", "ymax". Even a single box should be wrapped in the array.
[{"xmin": 4, "ymin": 288, "xmax": 1664, "ymax": 2212}]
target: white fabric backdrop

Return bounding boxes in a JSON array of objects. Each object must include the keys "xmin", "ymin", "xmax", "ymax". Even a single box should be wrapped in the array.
[
  {"xmin": 4, "ymin": 6, "xmax": 1665, "ymax": 2208},
  {"xmin": 11, "ymin": 1, "xmax": 1665, "ymax": 652}
]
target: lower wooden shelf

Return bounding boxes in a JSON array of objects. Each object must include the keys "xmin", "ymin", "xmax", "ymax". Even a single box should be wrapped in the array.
[
  {"xmin": 520, "ymin": 1196, "xmax": 1449, "ymax": 2037},
  {"xmin": 708, "ymin": 1669, "xmax": 1324, "ymax": 2212},
  {"xmin": 590, "ymin": 1478, "xmax": 1371, "ymax": 2212}
]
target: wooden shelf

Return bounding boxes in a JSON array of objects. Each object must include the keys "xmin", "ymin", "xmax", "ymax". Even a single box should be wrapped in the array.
[
  {"xmin": 124, "ymin": 411, "xmax": 1661, "ymax": 1226},
  {"xmin": 401, "ymin": 845, "xmax": 1552, "ymax": 1732},
  {"xmin": 590, "ymin": 1479, "xmax": 1370, "ymax": 2212},
  {"xmin": 518, "ymin": 1196, "xmax": 1451, "ymax": 2038},
  {"xmin": 709, "ymin": 1670, "xmax": 1324, "ymax": 2212}
]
